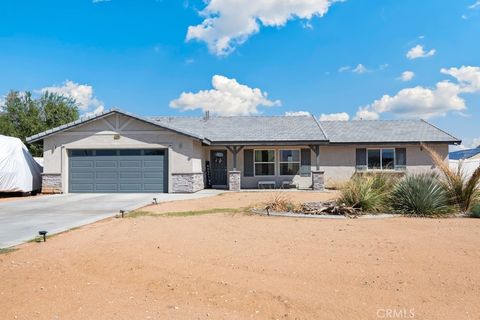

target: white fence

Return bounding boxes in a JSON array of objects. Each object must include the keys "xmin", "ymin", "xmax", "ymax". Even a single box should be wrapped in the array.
[{"xmin": 449, "ymin": 159, "xmax": 480, "ymax": 178}]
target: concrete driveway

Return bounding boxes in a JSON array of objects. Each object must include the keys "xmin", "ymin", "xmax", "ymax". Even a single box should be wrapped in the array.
[{"xmin": 0, "ymin": 190, "xmax": 222, "ymax": 248}]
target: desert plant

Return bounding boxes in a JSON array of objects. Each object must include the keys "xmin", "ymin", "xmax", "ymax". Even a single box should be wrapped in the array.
[
  {"xmin": 422, "ymin": 143, "xmax": 480, "ymax": 212},
  {"xmin": 470, "ymin": 203, "xmax": 480, "ymax": 218},
  {"xmin": 389, "ymin": 173, "xmax": 451, "ymax": 216},
  {"xmin": 339, "ymin": 173, "xmax": 393, "ymax": 212},
  {"xmin": 265, "ymin": 193, "xmax": 295, "ymax": 212}
]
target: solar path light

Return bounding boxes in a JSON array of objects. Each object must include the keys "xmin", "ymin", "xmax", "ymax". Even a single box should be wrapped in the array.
[{"xmin": 38, "ymin": 231, "xmax": 48, "ymax": 242}]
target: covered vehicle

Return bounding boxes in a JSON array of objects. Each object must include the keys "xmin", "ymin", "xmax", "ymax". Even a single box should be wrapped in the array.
[{"xmin": 0, "ymin": 135, "xmax": 42, "ymax": 193}]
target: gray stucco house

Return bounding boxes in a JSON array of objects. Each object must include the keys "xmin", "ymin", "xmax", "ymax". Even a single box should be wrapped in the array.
[{"xmin": 26, "ymin": 109, "xmax": 460, "ymax": 194}]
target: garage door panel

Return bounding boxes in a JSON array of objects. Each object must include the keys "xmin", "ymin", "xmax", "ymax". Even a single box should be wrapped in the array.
[
  {"xmin": 95, "ymin": 184, "xmax": 118, "ymax": 192},
  {"xmin": 96, "ymin": 172, "xmax": 118, "ymax": 179},
  {"xmin": 70, "ymin": 184, "xmax": 95, "ymax": 192},
  {"xmin": 69, "ymin": 149, "xmax": 167, "ymax": 193},
  {"xmin": 119, "ymin": 171, "xmax": 143, "ymax": 179},
  {"xmin": 95, "ymin": 160, "xmax": 118, "ymax": 168},
  {"xmin": 71, "ymin": 160, "xmax": 94, "ymax": 168},
  {"xmin": 144, "ymin": 183, "xmax": 164, "ymax": 191},
  {"xmin": 71, "ymin": 172, "xmax": 94, "ymax": 180},
  {"xmin": 144, "ymin": 160, "xmax": 164, "ymax": 168},
  {"xmin": 144, "ymin": 172, "xmax": 162, "ymax": 179},
  {"xmin": 119, "ymin": 184, "xmax": 143, "ymax": 192},
  {"xmin": 120, "ymin": 160, "xmax": 142, "ymax": 168}
]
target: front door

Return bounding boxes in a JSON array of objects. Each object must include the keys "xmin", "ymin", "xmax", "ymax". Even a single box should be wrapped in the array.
[{"xmin": 210, "ymin": 150, "xmax": 227, "ymax": 187}]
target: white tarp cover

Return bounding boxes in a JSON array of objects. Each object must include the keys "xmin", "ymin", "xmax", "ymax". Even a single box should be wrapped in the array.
[{"xmin": 0, "ymin": 135, "xmax": 43, "ymax": 192}]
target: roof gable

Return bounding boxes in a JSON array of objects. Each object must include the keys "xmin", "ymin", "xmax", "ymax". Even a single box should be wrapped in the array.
[{"xmin": 26, "ymin": 109, "xmax": 207, "ymax": 143}]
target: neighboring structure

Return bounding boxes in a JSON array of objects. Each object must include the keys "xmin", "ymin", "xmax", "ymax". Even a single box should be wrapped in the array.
[
  {"xmin": 449, "ymin": 146, "xmax": 480, "ymax": 179},
  {"xmin": 26, "ymin": 109, "xmax": 460, "ymax": 194},
  {"xmin": 449, "ymin": 147, "xmax": 480, "ymax": 160},
  {"xmin": 0, "ymin": 135, "xmax": 43, "ymax": 193}
]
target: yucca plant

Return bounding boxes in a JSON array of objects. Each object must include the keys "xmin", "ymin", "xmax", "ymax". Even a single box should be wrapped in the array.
[
  {"xmin": 389, "ymin": 173, "xmax": 451, "ymax": 216},
  {"xmin": 339, "ymin": 173, "xmax": 392, "ymax": 212},
  {"xmin": 422, "ymin": 143, "xmax": 480, "ymax": 212},
  {"xmin": 470, "ymin": 203, "xmax": 480, "ymax": 218}
]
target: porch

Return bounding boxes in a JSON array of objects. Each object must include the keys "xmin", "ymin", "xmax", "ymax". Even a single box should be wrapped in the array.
[{"xmin": 202, "ymin": 144, "xmax": 325, "ymax": 191}]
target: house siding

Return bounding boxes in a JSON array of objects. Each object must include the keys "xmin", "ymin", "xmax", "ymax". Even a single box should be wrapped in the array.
[
  {"xmin": 42, "ymin": 113, "xmax": 203, "ymax": 193},
  {"xmin": 319, "ymin": 143, "xmax": 448, "ymax": 187}
]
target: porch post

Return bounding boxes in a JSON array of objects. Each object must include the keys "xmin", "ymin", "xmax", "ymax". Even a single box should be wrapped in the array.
[
  {"xmin": 226, "ymin": 146, "xmax": 244, "ymax": 191},
  {"xmin": 309, "ymin": 145, "xmax": 320, "ymax": 170},
  {"xmin": 309, "ymin": 145, "xmax": 323, "ymax": 191}
]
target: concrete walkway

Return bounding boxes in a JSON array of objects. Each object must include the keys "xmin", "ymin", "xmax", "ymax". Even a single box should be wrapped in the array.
[{"xmin": 0, "ymin": 190, "xmax": 222, "ymax": 248}]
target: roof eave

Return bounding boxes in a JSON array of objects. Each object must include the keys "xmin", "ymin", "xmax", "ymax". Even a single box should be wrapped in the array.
[
  {"xmin": 327, "ymin": 140, "xmax": 462, "ymax": 145},
  {"xmin": 208, "ymin": 140, "xmax": 329, "ymax": 146}
]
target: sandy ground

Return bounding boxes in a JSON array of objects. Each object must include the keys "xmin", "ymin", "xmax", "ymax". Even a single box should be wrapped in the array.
[
  {"xmin": 1, "ymin": 193, "xmax": 480, "ymax": 319},
  {"xmin": 141, "ymin": 190, "xmax": 339, "ymax": 213}
]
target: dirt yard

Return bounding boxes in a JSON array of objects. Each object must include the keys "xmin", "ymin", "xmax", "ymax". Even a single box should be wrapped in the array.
[
  {"xmin": 141, "ymin": 190, "xmax": 339, "ymax": 213},
  {"xmin": 1, "ymin": 192, "xmax": 479, "ymax": 320}
]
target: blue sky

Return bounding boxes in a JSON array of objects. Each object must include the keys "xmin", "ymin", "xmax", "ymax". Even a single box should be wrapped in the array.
[{"xmin": 0, "ymin": 0, "xmax": 479, "ymax": 148}]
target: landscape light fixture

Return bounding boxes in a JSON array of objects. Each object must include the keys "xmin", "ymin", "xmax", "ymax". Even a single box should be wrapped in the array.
[
  {"xmin": 120, "ymin": 210, "xmax": 125, "ymax": 218},
  {"xmin": 38, "ymin": 231, "xmax": 48, "ymax": 242},
  {"xmin": 153, "ymin": 198, "xmax": 158, "ymax": 205}
]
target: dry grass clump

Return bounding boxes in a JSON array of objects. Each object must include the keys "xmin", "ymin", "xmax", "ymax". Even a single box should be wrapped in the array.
[
  {"xmin": 338, "ymin": 173, "xmax": 394, "ymax": 212},
  {"xmin": 261, "ymin": 193, "xmax": 302, "ymax": 212},
  {"xmin": 422, "ymin": 143, "xmax": 480, "ymax": 213}
]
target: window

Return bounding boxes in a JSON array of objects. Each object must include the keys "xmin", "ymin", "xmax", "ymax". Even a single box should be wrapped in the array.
[
  {"xmin": 279, "ymin": 150, "xmax": 300, "ymax": 175},
  {"xmin": 95, "ymin": 149, "xmax": 117, "ymax": 156},
  {"xmin": 119, "ymin": 149, "xmax": 141, "ymax": 156},
  {"xmin": 143, "ymin": 149, "xmax": 165, "ymax": 156},
  {"xmin": 254, "ymin": 150, "xmax": 275, "ymax": 176},
  {"xmin": 70, "ymin": 149, "xmax": 93, "ymax": 157},
  {"xmin": 367, "ymin": 148, "xmax": 396, "ymax": 170}
]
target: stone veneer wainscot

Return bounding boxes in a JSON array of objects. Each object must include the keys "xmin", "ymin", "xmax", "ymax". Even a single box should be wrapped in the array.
[{"xmin": 171, "ymin": 173, "xmax": 204, "ymax": 193}]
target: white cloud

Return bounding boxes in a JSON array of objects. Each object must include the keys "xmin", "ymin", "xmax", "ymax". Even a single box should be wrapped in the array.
[
  {"xmin": 40, "ymin": 80, "xmax": 104, "ymax": 112},
  {"xmin": 355, "ymin": 107, "xmax": 380, "ymax": 120},
  {"xmin": 440, "ymin": 66, "xmax": 480, "ymax": 92},
  {"xmin": 81, "ymin": 105, "xmax": 105, "ymax": 118},
  {"xmin": 92, "ymin": 0, "xmax": 111, "ymax": 3},
  {"xmin": 186, "ymin": 0, "xmax": 338, "ymax": 56},
  {"xmin": 406, "ymin": 45, "xmax": 436, "ymax": 59},
  {"xmin": 469, "ymin": 1, "xmax": 480, "ymax": 9},
  {"xmin": 352, "ymin": 64, "xmax": 368, "ymax": 74},
  {"xmin": 355, "ymin": 65, "xmax": 480, "ymax": 120},
  {"xmin": 285, "ymin": 111, "xmax": 311, "ymax": 116},
  {"xmin": 338, "ymin": 66, "xmax": 351, "ymax": 73},
  {"xmin": 398, "ymin": 71, "xmax": 415, "ymax": 82},
  {"xmin": 170, "ymin": 75, "xmax": 281, "ymax": 116},
  {"xmin": 319, "ymin": 112, "xmax": 350, "ymax": 121}
]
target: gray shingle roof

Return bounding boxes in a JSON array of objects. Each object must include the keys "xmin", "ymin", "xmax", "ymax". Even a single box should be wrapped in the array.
[
  {"xmin": 26, "ymin": 109, "xmax": 460, "ymax": 145},
  {"xmin": 319, "ymin": 119, "xmax": 460, "ymax": 143},
  {"xmin": 150, "ymin": 115, "xmax": 328, "ymax": 143}
]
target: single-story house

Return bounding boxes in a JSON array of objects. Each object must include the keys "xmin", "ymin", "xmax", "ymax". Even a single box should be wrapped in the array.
[{"xmin": 26, "ymin": 109, "xmax": 461, "ymax": 194}]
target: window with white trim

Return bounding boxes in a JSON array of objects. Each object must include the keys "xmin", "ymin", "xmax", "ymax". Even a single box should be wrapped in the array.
[
  {"xmin": 254, "ymin": 150, "xmax": 275, "ymax": 176},
  {"xmin": 367, "ymin": 148, "xmax": 395, "ymax": 170},
  {"xmin": 279, "ymin": 150, "xmax": 300, "ymax": 175}
]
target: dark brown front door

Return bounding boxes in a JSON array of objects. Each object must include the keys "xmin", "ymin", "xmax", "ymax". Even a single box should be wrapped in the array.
[{"xmin": 210, "ymin": 150, "xmax": 227, "ymax": 187}]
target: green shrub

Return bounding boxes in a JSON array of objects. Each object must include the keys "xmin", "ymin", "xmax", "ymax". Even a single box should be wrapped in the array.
[
  {"xmin": 470, "ymin": 203, "xmax": 480, "ymax": 218},
  {"xmin": 389, "ymin": 173, "xmax": 451, "ymax": 216},
  {"xmin": 339, "ymin": 173, "xmax": 393, "ymax": 212}
]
